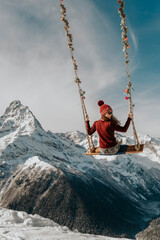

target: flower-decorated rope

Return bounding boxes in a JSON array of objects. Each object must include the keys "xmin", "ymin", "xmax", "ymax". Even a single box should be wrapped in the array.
[
  {"xmin": 60, "ymin": 0, "xmax": 95, "ymax": 152},
  {"xmin": 118, "ymin": 0, "xmax": 140, "ymax": 150}
]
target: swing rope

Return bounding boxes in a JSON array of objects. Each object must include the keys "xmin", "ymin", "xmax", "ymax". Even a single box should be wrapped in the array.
[
  {"xmin": 60, "ymin": 0, "xmax": 140, "ymax": 152},
  {"xmin": 59, "ymin": 0, "xmax": 95, "ymax": 152},
  {"xmin": 118, "ymin": 0, "xmax": 140, "ymax": 150}
]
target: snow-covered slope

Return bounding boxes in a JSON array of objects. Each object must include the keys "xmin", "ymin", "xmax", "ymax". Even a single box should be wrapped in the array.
[
  {"xmin": 0, "ymin": 100, "xmax": 160, "ymax": 238},
  {"xmin": 0, "ymin": 208, "xmax": 132, "ymax": 240}
]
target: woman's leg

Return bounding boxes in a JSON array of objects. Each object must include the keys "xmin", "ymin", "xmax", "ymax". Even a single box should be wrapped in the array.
[
  {"xmin": 100, "ymin": 148, "xmax": 108, "ymax": 154},
  {"xmin": 107, "ymin": 143, "xmax": 120, "ymax": 154},
  {"xmin": 100, "ymin": 143, "xmax": 120, "ymax": 155}
]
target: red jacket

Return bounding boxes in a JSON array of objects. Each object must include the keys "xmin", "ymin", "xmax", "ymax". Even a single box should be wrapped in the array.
[{"xmin": 86, "ymin": 117, "xmax": 131, "ymax": 149}]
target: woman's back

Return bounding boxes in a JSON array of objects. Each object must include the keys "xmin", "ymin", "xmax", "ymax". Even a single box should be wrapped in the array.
[{"xmin": 94, "ymin": 120, "xmax": 117, "ymax": 148}]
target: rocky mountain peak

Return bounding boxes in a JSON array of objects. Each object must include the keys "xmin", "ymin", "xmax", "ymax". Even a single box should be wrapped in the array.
[
  {"xmin": 0, "ymin": 100, "xmax": 43, "ymax": 135},
  {"xmin": 57, "ymin": 130, "xmax": 86, "ymax": 144},
  {"xmin": 6, "ymin": 100, "xmax": 22, "ymax": 111}
]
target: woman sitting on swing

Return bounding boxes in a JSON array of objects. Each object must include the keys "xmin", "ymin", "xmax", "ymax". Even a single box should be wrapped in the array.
[{"xmin": 85, "ymin": 100, "xmax": 133, "ymax": 155}]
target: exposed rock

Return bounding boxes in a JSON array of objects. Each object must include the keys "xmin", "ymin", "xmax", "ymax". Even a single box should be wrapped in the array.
[{"xmin": 136, "ymin": 217, "xmax": 160, "ymax": 240}]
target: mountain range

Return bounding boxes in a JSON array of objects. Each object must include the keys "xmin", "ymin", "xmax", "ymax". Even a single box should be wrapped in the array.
[{"xmin": 0, "ymin": 100, "xmax": 160, "ymax": 239}]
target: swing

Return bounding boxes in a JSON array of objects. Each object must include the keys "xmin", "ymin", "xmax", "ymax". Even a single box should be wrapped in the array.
[
  {"xmin": 60, "ymin": 0, "xmax": 144, "ymax": 155},
  {"xmin": 86, "ymin": 144, "xmax": 144, "ymax": 156}
]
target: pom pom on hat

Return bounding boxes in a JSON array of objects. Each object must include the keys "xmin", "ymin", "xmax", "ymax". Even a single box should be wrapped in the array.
[
  {"xmin": 98, "ymin": 100, "xmax": 104, "ymax": 106},
  {"xmin": 98, "ymin": 100, "xmax": 112, "ymax": 117}
]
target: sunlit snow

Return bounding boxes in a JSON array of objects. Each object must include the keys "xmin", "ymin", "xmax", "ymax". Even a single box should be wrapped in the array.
[{"xmin": 0, "ymin": 208, "xmax": 132, "ymax": 240}]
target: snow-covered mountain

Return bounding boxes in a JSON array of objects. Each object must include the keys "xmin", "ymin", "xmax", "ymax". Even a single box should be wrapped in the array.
[
  {"xmin": 0, "ymin": 207, "xmax": 132, "ymax": 240},
  {"xmin": 0, "ymin": 100, "xmax": 160, "ymax": 239}
]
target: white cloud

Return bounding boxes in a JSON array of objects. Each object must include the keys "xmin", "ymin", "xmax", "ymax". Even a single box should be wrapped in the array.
[{"xmin": 129, "ymin": 28, "xmax": 138, "ymax": 51}]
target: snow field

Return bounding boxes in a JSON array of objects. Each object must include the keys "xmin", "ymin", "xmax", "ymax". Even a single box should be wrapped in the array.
[{"xmin": 0, "ymin": 208, "xmax": 132, "ymax": 240}]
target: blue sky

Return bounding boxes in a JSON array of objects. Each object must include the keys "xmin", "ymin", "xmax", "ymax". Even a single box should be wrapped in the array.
[{"xmin": 0, "ymin": 0, "xmax": 159, "ymax": 138}]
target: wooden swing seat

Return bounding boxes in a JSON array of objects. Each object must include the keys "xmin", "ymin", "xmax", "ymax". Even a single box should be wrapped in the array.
[{"xmin": 86, "ymin": 144, "xmax": 144, "ymax": 156}]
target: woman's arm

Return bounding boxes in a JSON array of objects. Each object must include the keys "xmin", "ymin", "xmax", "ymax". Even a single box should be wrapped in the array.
[
  {"xmin": 113, "ymin": 113, "xmax": 132, "ymax": 132},
  {"xmin": 85, "ymin": 120, "xmax": 96, "ymax": 135}
]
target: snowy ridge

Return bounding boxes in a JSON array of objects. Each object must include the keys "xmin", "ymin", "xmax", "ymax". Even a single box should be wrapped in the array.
[
  {"xmin": 0, "ymin": 100, "xmax": 43, "ymax": 135},
  {"xmin": 22, "ymin": 156, "xmax": 57, "ymax": 171},
  {"xmin": 58, "ymin": 130, "xmax": 86, "ymax": 144},
  {"xmin": 0, "ymin": 208, "xmax": 132, "ymax": 240}
]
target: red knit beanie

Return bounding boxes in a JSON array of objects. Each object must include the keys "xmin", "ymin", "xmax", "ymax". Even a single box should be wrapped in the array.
[{"xmin": 98, "ymin": 100, "xmax": 112, "ymax": 117}]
